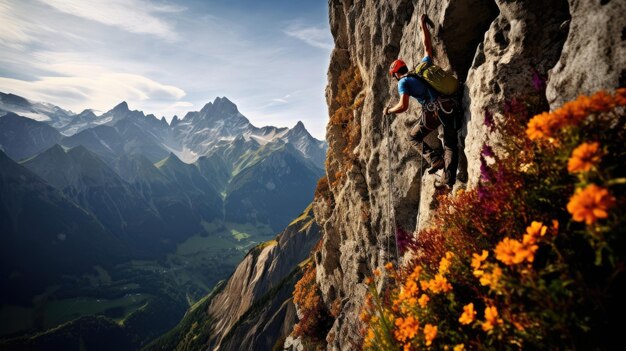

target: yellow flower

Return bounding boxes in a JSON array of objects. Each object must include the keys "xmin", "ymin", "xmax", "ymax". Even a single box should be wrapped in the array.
[
  {"xmin": 394, "ymin": 316, "xmax": 419, "ymax": 342},
  {"xmin": 459, "ymin": 303, "xmax": 476, "ymax": 325},
  {"xmin": 567, "ymin": 184, "xmax": 616, "ymax": 225},
  {"xmin": 471, "ymin": 250, "xmax": 489, "ymax": 270},
  {"xmin": 423, "ymin": 324, "xmax": 437, "ymax": 346},
  {"xmin": 418, "ymin": 294, "xmax": 430, "ymax": 308},
  {"xmin": 567, "ymin": 142, "xmax": 603, "ymax": 173},
  {"xmin": 453, "ymin": 344, "xmax": 465, "ymax": 351},
  {"xmin": 482, "ymin": 306, "xmax": 503, "ymax": 331}
]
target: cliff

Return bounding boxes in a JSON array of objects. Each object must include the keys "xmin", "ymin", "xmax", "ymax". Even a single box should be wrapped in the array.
[
  {"xmin": 145, "ymin": 205, "xmax": 319, "ymax": 351},
  {"xmin": 293, "ymin": 0, "xmax": 624, "ymax": 350}
]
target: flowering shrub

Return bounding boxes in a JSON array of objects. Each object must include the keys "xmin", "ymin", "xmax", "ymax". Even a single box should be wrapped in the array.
[
  {"xmin": 361, "ymin": 88, "xmax": 625, "ymax": 350},
  {"xmin": 329, "ymin": 65, "xmax": 364, "ymax": 171},
  {"xmin": 293, "ymin": 262, "xmax": 333, "ymax": 349}
]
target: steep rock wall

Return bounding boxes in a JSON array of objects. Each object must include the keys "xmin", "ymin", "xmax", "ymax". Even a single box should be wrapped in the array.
[
  {"xmin": 302, "ymin": 0, "xmax": 624, "ymax": 350},
  {"xmin": 206, "ymin": 206, "xmax": 319, "ymax": 351}
]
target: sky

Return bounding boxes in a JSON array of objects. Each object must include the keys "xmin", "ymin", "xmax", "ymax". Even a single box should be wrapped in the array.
[{"xmin": 0, "ymin": 0, "xmax": 333, "ymax": 139}]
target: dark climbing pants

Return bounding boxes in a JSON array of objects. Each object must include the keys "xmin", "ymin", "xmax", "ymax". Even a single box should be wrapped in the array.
[{"xmin": 409, "ymin": 99, "xmax": 460, "ymax": 187}]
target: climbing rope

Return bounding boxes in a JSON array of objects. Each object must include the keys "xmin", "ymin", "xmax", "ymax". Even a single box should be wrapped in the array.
[
  {"xmin": 385, "ymin": 114, "xmax": 399, "ymax": 264},
  {"xmin": 413, "ymin": 0, "xmax": 428, "ymax": 238}
]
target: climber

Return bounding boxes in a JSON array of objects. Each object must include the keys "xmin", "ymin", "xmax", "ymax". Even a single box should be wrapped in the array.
[{"xmin": 384, "ymin": 14, "xmax": 460, "ymax": 191}]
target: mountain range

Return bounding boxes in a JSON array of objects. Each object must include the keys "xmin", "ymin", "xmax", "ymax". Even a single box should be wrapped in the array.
[
  {"xmin": 0, "ymin": 92, "xmax": 326, "ymax": 234},
  {"xmin": 0, "ymin": 91, "xmax": 327, "ymax": 347}
]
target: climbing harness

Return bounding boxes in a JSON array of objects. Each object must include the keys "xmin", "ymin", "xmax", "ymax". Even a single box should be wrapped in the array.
[{"xmin": 424, "ymin": 96, "xmax": 457, "ymax": 128}]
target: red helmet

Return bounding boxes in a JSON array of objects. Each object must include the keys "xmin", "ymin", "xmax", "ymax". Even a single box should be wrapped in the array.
[{"xmin": 389, "ymin": 59, "xmax": 407, "ymax": 76}]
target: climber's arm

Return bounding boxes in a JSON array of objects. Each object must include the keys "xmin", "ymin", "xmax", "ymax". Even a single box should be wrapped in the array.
[
  {"xmin": 385, "ymin": 94, "xmax": 409, "ymax": 115},
  {"xmin": 420, "ymin": 14, "xmax": 433, "ymax": 58}
]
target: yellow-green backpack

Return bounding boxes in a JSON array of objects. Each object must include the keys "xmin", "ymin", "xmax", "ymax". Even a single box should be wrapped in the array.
[{"xmin": 412, "ymin": 61, "xmax": 459, "ymax": 96}]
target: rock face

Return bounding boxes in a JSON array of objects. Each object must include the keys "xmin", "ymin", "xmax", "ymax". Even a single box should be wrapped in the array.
[
  {"xmin": 145, "ymin": 205, "xmax": 320, "ymax": 351},
  {"xmin": 206, "ymin": 205, "xmax": 319, "ymax": 351},
  {"xmin": 546, "ymin": 0, "xmax": 626, "ymax": 107},
  {"xmin": 300, "ymin": 0, "xmax": 624, "ymax": 349}
]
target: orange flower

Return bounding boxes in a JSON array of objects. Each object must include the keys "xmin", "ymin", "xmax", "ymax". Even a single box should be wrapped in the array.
[
  {"xmin": 359, "ymin": 310, "xmax": 370, "ymax": 323},
  {"xmin": 588, "ymin": 90, "xmax": 616, "ymax": 113},
  {"xmin": 523, "ymin": 221, "xmax": 548, "ymax": 244},
  {"xmin": 525, "ymin": 90, "xmax": 624, "ymax": 143},
  {"xmin": 418, "ymin": 294, "xmax": 430, "ymax": 308},
  {"xmin": 399, "ymin": 297, "xmax": 418, "ymax": 314},
  {"xmin": 423, "ymin": 324, "xmax": 437, "ymax": 346},
  {"xmin": 394, "ymin": 316, "xmax": 419, "ymax": 342},
  {"xmin": 526, "ymin": 112, "xmax": 555, "ymax": 140},
  {"xmin": 459, "ymin": 303, "xmax": 476, "ymax": 325},
  {"xmin": 494, "ymin": 238, "xmax": 522, "ymax": 265},
  {"xmin": 374, "ymin": 268, "xmax": 381, "ymax": 277},
  {"xmin": 428, "ymin": 274, "xmax": 452, "ymax": 294},
  {"xmin": 364, "ymin": 277, "xmax": 373, "ymax": 285},
  {"xmin": 616, "ymin": 88, "xmax": 626, "ymax": 106},
  {"xmin": 567, "ymin": 184, "xmax": 616, "ymax": 225},
  {"xmin": 495, "ymin": 237, "xmax": 537, "ymax": 265},
  {"xmin": 364, "ymin": 328, "xmax": 376, "ymax": 348},
  {"xmin": 453, "ymin": 345, "xmax": 466, "ymax": 351},
  {"xmin": 439, "ymin": 252, "xmax": 454, "ymax": 275},
  {"xmin": 471, "ymin": 250, "xmax": 489, "ymax": 270},
  {"xmin": 482, "ymin": 305, "xmax": 503, "ymax": 331},
  {"xmin": 562, "ymin": 95, "xmax": 592, "ymax": 122},
  {"xmin": 567, "ymin": 142, "xmax": 603, "ymax": 173},
  {"xmin": 385, "ymin": 262, "xmax": 394, "ymax": 270},
  {"xmin": 552, "ymin": 219, "xmax": 559, "ymax": 232},
  {"xmin": 404, "ymin": 280, "xmax": 420, "ymax": 298},
  {"xmin": 408, "ymin": 265, "xmax": 422, "ymax": 281},
  {"xmin": 479, "ymin": 266, "xmax": 502, "ymax": 289}
]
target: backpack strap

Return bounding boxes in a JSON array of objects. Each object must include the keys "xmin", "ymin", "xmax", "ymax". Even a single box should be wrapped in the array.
[
  {"xmin": 415, "ymin": 61, "xmax": 432, "ymax": 76},
  {"xmin": 407, "ymin": 72, "xmax": 437, "ymax": 103}
]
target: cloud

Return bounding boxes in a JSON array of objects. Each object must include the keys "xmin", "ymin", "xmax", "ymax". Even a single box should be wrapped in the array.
[
  {"xmin": 37, "ymin": 0, "xmax": 181, "ymax": 41},
  {"xmin": 0, "ymin": 70, "xmax": 186, "ymax": 114},
  {"xmin": 285, "ymin": 24, "xmax": 334, "ymax": 50},
  {"xmin": 0, "ymin": 2, "xmax": 58, "ymax": 50}
]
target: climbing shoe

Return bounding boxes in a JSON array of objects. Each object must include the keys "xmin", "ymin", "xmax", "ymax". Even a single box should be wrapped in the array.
[
  {"xmin": 434, "ymin": 179, "xmax": 452, "ymax": 192},
  {"xmin": 427, "ymin": 158, "xmax": 444, "ymax": 174}
]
